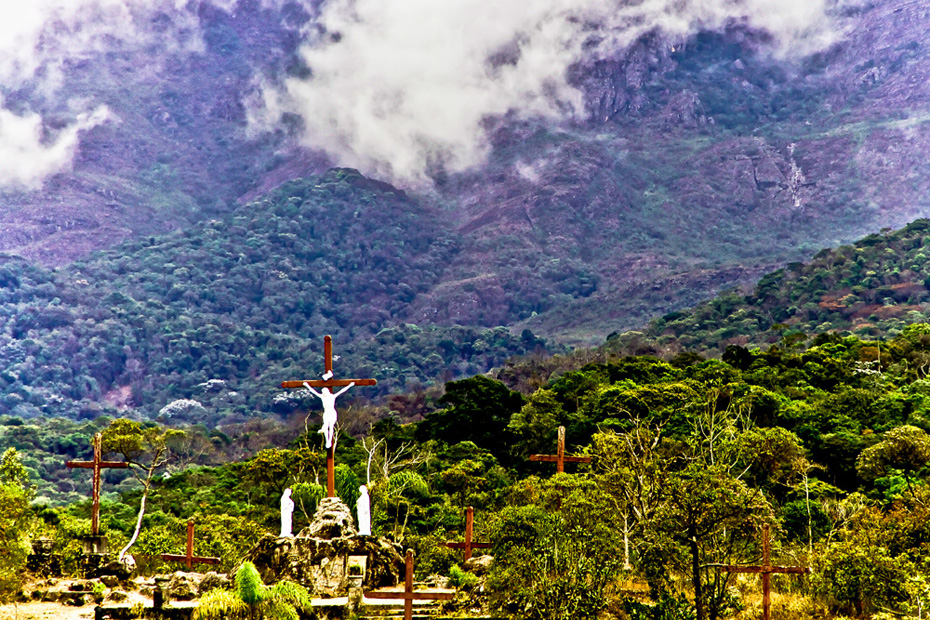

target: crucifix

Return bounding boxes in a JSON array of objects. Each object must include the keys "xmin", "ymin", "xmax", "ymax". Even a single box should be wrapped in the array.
[
  {"xmin": 160, "ymin": 519, "xmax": 220, "ymax": 571},
  {"xmin": 444, "ymin": 506, "xmax": 491, "ymax": 562},
  {"xmin": 529, "ymin": 426, "xmax": 591, "ymax": 473},
  {"xmin": 66, "ymin": 433, "xmax": 129, "ymax": 536},
  {"xmin": 719, "ymin": 524, "xmax": 811, "ymax": 620},
  {"xmin": 365, "ymin": 549, "xmax": 453, "ymax": 620},
  {"xmin": 281, "ymin": 335, "xmax": 377, "ymax": 497}
]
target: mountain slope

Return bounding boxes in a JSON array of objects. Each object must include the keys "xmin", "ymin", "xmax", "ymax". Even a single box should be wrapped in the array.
[
  {"xmin": 644, "ymin": 219, "xmax": 930, "ymax": 352},
  {"xmin": 0, "ymin": 169, "xmax": 554, "ymax": 423}
]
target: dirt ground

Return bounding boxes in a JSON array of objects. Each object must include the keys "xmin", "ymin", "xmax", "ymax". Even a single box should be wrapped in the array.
[
  {"xmin": 0, "ymin": 602, "xmax": 95, "ymax": 620},
  {"xmin": 0, "ymin": 589, "xmax": 152, "ymax": 620}
]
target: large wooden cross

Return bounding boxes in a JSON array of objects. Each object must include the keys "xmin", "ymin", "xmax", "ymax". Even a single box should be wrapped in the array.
[
  {"xmin": 365, "ymin": 549, "xmax": 453, "ymax": 620},
  {"xmin": 444, "ymin": 506, "xmax": 491, "ymax": 562},
  {"xmin": 719, "ymin": 524, "xmax": 811, "ymax": 620},
  {"xmin": 66, "ymin": 433, "xmax": 129, "ymax": 536},
  {"xmin": 160, "ymin": 519, "xmax": 220, "ymax": 570},
  {"xmin": 529, "ymin": 426, "xmax": 591, "ymax": 473},
  {"xmin": 281, "ymin": 335, "xmax": 376, "ymax": 497}
]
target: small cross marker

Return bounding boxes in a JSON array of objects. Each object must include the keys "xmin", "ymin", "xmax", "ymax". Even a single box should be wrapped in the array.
[
  {"xmin": 280, "ymin": 335, "xmax": 376, "ymax": 497},
  {"xmin": 66, "ymin": 433, "xmax": 129, "ymax": 536},
  {"xmin": 719, "ymin": 524, "xmax": 811, "ymax": 620},
  {"xmin": 443, "ymin": 506, "xmax": 491, "ymax": 562},
  {"xmin": 365, "ymin": 549, "xmax": 453, "ymax": 620},
  {"xmin": 159, "ymin": 520, "xmax": 220, "ymax": 571},
  {"xmin": 528, "ymin": 426, "xmax": 591, "ymax": 473}
]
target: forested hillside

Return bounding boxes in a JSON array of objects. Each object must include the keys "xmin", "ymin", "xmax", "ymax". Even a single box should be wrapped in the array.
[
  {"xmin": 646, "ymin": 219, "xmax": 930, "ymax": 354},
  {"xmin": 0, "ymin": 169, "xmax": 554, "ymax": 423},
  {"xmin": 11, "ymin": 322, "xmax": 930, "ymax": 617}
]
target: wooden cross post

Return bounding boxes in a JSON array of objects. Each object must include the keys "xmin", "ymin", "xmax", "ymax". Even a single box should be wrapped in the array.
[
  {"xmin": 65, "ymin": 433, "xmax": 129, "ymax": 536},
  {"xmin": 529, "ymin": 426, "xmax": 591, "ymax": 473},
  {"xmin": 365, "ymin": 549, "xmax": 453, "ymax": 620},
  {"xmin": 160, "ymin": 520, "xmax": 220, "ymax": 571},
  {"xmin": 444, "ymin": 506, "xmax": 491, "ymax": 562},
  {"xmin": 719, "ymin": 525, "xmax": 811, "ymax": 620},
  {"xmin": 280, "ymin": 335, "xmax": 377, "ymax": 497}
]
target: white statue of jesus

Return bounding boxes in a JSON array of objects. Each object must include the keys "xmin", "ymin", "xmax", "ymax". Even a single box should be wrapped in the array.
[
  {"xmin": 280, "ymin": 488, "xmax": 294, "ymax": 537},
  {"xmin": 304, "ymin": 373, "xmax": 355, "ymax": 449},
  {"xmin": 356, "ymin": 485, "xmax": 371, "ymax": 536}
]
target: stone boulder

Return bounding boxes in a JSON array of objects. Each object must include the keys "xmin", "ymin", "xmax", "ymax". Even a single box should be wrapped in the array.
[
  {"xmin": 248, "ymin": 534, "xmax": 404, "ymax": 597},
  {"xmin": 463, "ymin": 554, "xmax": 494, "ymax": 576},
  {"xmin": 305, "ymin": 497, "xmax": 357, "ymax": 539},
  {"xmin": 166, "ymin": 572, "xmax": 199, "ymax": 600},
  {"xmin": 198, "ymin": 571, "xmax": 231, "ymax": 595}
]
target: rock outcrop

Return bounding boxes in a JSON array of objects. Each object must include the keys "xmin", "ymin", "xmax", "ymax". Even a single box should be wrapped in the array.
[{"xmin": 247, "ymin": 497, "xmax": 404, "ymax": 597}]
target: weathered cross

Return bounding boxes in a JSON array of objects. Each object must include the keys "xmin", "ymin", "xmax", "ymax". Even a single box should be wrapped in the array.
[
  {"xmin": 529, "ymin": 425, "xmax": 591, "ymax": 473},
  {"xmin": 66, "ymin": 433, "xmax": 129, "ymax": 536},
  {"xmin": 444, "ymin": 506, "xmax": 491, "ymax": 562},
  {"xmin": 719, "ymin": 524, "xmax": 811, "ymax": 620},
  {"xmin": 280, "ymin": 335, "xmax": 377, "ymax": 497},
  {"xmin": 364, "ymin": 549, "xmax": 453, "ymax": 620},
  {"xmin": 160, "ymin": 519, "xmax": 220, "ymax": 571}
]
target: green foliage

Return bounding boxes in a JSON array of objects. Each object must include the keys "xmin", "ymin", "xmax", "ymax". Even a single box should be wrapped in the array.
[
  {"xmin": 488, "ymin": 476, "xmax": 624, "ymax": 620},
  {"xmin": 448, "ymin": 564, "xmax": 479, "ymax": 589},
  {"xmin": 624, "ymin": 594, "xmax": 697, "ymax": 620},
  {"xmin": 0, "ymin": 173, "xmax": 556, "ymax": 425},
  {"xmin": 0, "ymin": 480, "xmax": 33, "ymax": 601},
  {"xmin": 857, "ymin": 425, "xmax": 930, "ymax": 500},
  {"xmin": 814, "ymin": 540, "xmax": 910, "ymax": 617},
  {"xmin": 647, "ymin": 220, "xmax": 930, "ymax": 354},
  {"xmin": 417, "ymin": 376, "xmax": 524, "ymax": 461},
  {"xmin": 194, "ymin": 561, "xmax": 311, "ymax": 620}
]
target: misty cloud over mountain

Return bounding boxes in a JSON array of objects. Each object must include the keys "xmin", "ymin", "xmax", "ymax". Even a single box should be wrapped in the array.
[
  {"xmin": 0, "ymin": 0, "xmax": 280, "ymax": 188},
  {"xmin": 1, "ymin": 0, "xmax": 841, "ymax": 189},
  {"xmin": 258, "ymin": 0, "xmax": 840, "ymax": 184}
]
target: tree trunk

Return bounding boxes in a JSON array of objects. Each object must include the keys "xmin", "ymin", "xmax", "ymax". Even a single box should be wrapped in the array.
[
  {"xmin": 119, "ymin": 486, "xmax": 148, "ymax": 562},
  {"xmin": 690, "ymin": 525, "xmax": 704, "ymax": 620},
  {"xmin": 119, "ymin": 466, "xmax": 157, "ymax": 562}
]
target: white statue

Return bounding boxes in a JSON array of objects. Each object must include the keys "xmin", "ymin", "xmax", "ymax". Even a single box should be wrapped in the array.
[
  {"xmin": 280, "ymin": 488, "xmax": 294, "ymax": 537},
  {"xmin": 356, "ymin": 485, "xmax": 371, "ymax": 536},
  {"xmin": 304, "ymin": 372, "xmax": 355, "ymax": 449}
]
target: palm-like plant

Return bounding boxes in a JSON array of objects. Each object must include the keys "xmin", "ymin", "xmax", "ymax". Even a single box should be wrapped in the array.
[{"xmin": 194, "ymin": 561, "xmax": 312, "ymax": 620}]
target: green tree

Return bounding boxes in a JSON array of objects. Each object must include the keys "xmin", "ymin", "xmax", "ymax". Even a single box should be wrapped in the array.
[
  {"xmin": 488, "ymin": 475, "xmax": 623, "ymax": 620},
  {"xmin": 857, "ymin": 425, "xmax": 930, "ymax": 501},
  {"xmin": 194, "ymin": 561, "xmax": 311, "ymax": 620},
  {"xmin": 0, "ymin": 449, "xmax": 33, "ymax": 601},
  {"xmin": 648, "ymin": 464, "xmax": 770, "ymax": 620},
  {"xmin": 417, "ymin": 376, "xmax": 524, "ymax": 459},
  {"xmin": 102, "ymin": 419, "xmax": 184, "ymax": 561}
]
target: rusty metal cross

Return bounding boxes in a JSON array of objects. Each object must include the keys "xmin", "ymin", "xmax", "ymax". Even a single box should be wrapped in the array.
[
  {"xmin": 66, "ymin": 433, "xmax": 129, "ymax": 536},
  {"xmin": 529, "ymin": 425, "xmax": 591, "ymax": 473},
  {"xmin": 719, "ymin": 524, "xmax": 811, "ymax": 620},
  {"xmin": 280, "ymin": 335, "xmax": 376, "ymax": 497},
  {"xmin": 443, "ymin": 506, "xmax": 491, "ymax": 562},
  {"xmin": 365, "ymin": 549, "xmax": 453, "ymax": 620},
  {"xmin": 160, "ymin": 519, "xmax": 220, "ymax": 570}
]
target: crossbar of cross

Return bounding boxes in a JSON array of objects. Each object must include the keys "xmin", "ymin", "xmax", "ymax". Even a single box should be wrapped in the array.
[
  {"xmin": 364, "ymin": 549, "xmax": 453, "ymax": 620},
  {"xmin": 280, "ymin": 335, "xmax": 376, "ymax": 497},
  {"xmin": 159, "ymin": 520, "xmax": 220, "ymax": 571},
  {"xmin": 66, "ymin": 433, "xmax": 129, "ymax": 536},
  {"xmin": 528, "ymin": 426, "xmax": 591, "ymax": 473},
  {"xmin": 718, "ymin": 524, "xmax": 811, "ymax": 620},
  {"xmin": 443, "ymin": 506, "xmax": 491, "ymax": 562}
]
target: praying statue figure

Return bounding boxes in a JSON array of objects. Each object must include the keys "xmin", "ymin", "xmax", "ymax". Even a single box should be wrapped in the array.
[
  {"xmin": 356, "ymin": 485, "xmax": 371, "ymax": 536},
  {"xmin": 280, "ymin": 488, "xmax": 295, "ymax": 538},
  {"xmin": 304, "ymin": 372, "xmax": 355, "ymax": 449}
]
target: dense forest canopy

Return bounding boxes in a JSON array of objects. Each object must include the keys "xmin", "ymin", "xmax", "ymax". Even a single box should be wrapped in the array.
[{"xmin": 9, "ymin": 314, "xmax": 930, "ymax": 617}]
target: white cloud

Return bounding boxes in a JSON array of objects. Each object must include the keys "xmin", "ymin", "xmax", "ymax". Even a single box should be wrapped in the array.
[
  {"xmin": 264, "ymin": 0, "xmax": 839, "ymax": 185},
  {"xmin": 0, "ymin": 103, "xmax": 111, "ymax": 189},
  {"xmin": 0, "ymin": 0, "xmax": 220, "ymax": 189}
]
